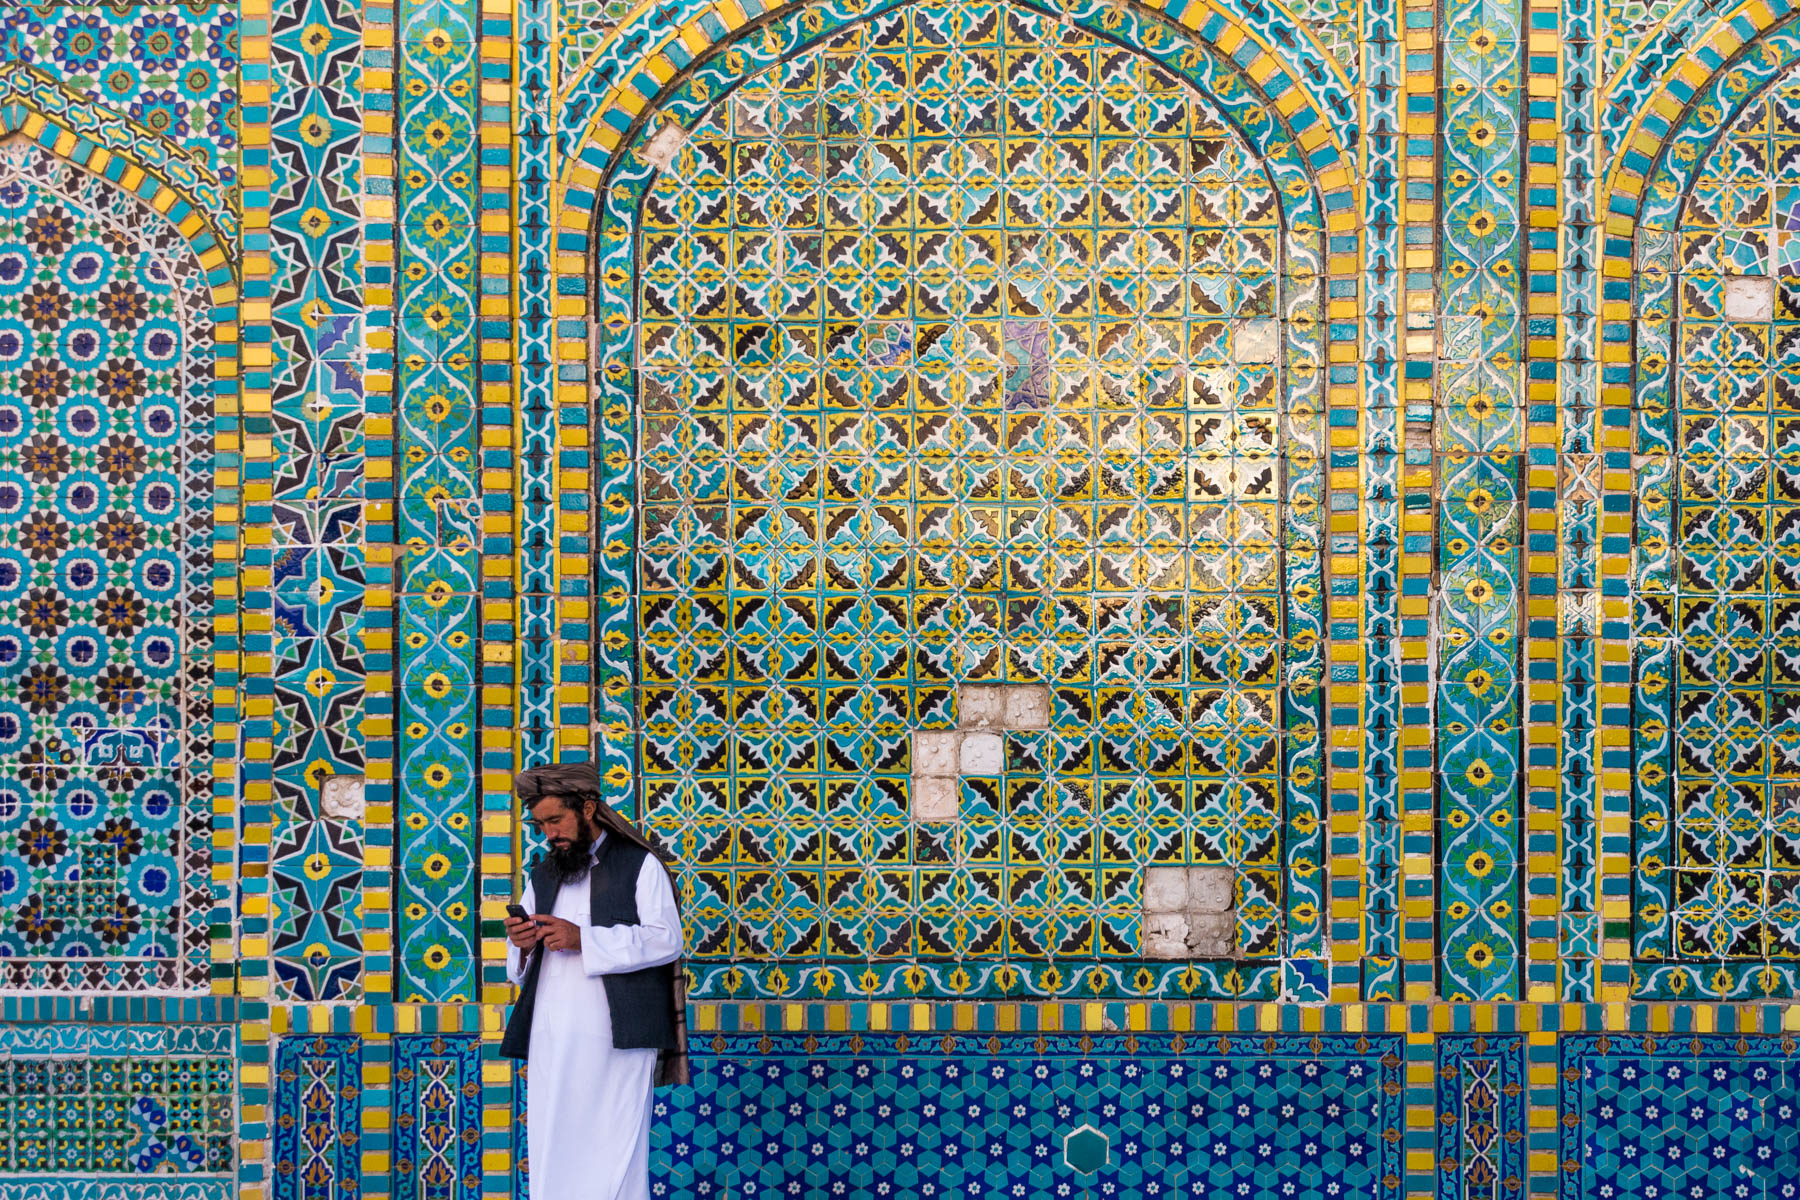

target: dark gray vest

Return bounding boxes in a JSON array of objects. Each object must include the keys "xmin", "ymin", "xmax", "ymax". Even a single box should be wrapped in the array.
[{"xmin": 499, "ymin": 836, "xmax": 678, "ymax": 1059}]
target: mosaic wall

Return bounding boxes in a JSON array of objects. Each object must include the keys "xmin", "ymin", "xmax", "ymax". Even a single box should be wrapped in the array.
[
  {"xmin": 0, "ymin": 139, "xmax": 215, "ymax": 993},
  {"xmin": 8, "ymin": 0, "xmax": 1800, "ymax": 1195},
  {"xmin": 627, "ymin": 0, "xmax": 1326, "ymax": 999}
]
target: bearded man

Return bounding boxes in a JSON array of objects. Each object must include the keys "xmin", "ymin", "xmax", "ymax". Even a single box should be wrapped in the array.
[{"xmin": 501, "ymin": 762, "xmax": 689, "ymax": 1200}]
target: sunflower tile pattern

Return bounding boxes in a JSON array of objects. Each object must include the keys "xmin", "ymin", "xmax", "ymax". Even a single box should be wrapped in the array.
[
  {"xmin": 1434, "ymin": 0, "xmax": 1525, "ymax": 1003},
  {"xmin": 392, "ymin": 0, "xmax": 481, "ymax": 1004}
]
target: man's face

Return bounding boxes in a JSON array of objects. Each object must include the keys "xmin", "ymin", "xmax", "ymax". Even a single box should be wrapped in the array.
[{"xmin": 526, "ymin": 793, "xmax": 596, "ymax": 863}]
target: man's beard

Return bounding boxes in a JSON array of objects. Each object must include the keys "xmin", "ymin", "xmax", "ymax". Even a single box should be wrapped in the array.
[{"xmin": 548, "ymin": 821, "xmax": 596, "ymax": 874}]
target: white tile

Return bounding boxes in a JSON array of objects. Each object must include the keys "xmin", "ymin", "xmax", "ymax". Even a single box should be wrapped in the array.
[
  {"xmin": 958, "ymin": 685, "xmax": 1006, "ymax": 729},
  {"xmin": 1186, "ymin": 866, "xmax": 1235, "ymax": 913},
  {"xmin": 1003, "ymin": 685, "xmax": 1050, "ymax": 729},
  {"xmin": 913, "ymin": 731, "xmax": 963, "ymax": 777},
  {"xmin": 643, "ymin": 120, "xmax": 688, "ymax": 169},
  {"xmin": 914, "ymin": 775, "xmax": 960, "ymax": 821},
  {"xmin": 320, "ymin": 775, "xmax": 365, "ymax": 820},
  {"xmin": 1723, "ymin": 274, "xmax": 1775, "ymax": 322},
  {"xmin": 1233, "ymin": 319, "xmax": 1277, "ymax": 364},
  {"xmin": 1143, "ymin": 865, "xmax": 1188, "ymax": 913},
  {"xmin": 1142, "ymin": 911, "xmax": 1190, "ymax": 959},
  {"xmin": 1184, "ymin": 912, "xmax": 1235, "ymax": 958},
  {"xmin": 960, "ymin": 731, "xmax": 1003, "ymax": 775}
]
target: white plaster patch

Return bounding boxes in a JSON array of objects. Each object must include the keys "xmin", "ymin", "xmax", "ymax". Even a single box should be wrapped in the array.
[
  {"xmin": 960, "ymin": 732, "xmax": 1003, "ymax": 776},
  {"xmin": 1184, "ymin": 912, "xmax": 1235, "ymax": 958},
  {"xmin": 914, "ymin": 775, "xmax": 960, "ymax": 821},
  {"xmin": 642, "ymin": 121, "xmax": 688, "ymax": 170},
  {"xmin": 320, "ymin": 775, "xmax": 365, "ymax": 821},
  {"xmin": 1724, "ymin": 274, "xmax": 1775, "ymax": 322},
  {"xmin": 913, "ymin": 731, "xmax": 963, "ymax": 777},
  {"xmin": 958, "ymin": 685, "xmax": 1006, "ymax": 729},
  {"xmin": 1143, "ymin": 865, "xmax": 1188, "ymax": 912},
  {"xmin": 1233, "ymin": 319, "xmax": 1277, "ymax": 364},
  {"xmin": 1003, "ymin": 685, "xmax": 1050, "ymax": 730},
  {"xmin": 1142, "ymin": 911, "xmax": 1190, "ymax": 959},
  {"xmin": 1142, "ymin": 864, "xmax": 1237, "ymax": 959},
  {"xmin": 1187, "ymin": 865, "xmax": 1235, "ymax": 913}
]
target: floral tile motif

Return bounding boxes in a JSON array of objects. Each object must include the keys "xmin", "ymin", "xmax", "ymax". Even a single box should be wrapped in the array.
[
  {"xmin": 392, "ymin": 1034, "xmax": 483, "ymax": 1199},
  {"xmin": 1436, "ymin": 1035, "xmax": 1525, "ymax": 1200},
  {"xmin": 269, "ymin": 1034, "xmax": 361, "ymax": 1200}
]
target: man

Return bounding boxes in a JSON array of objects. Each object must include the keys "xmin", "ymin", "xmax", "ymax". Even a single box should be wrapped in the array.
[{"xmin": 502, "ymin": 762, "xmax": 688, "ymax": 1200}]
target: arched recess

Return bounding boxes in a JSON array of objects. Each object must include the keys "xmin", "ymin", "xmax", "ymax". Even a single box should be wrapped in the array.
[
  {"xmin": 1614, "ymin": 18, "xmax": 1800, "ymax": 1001},
  {"xmin": 562, "ymin": 0, "xmax": 1354, "ymax": 1001},
  {"xmin": 0, "ymin": 99, "xmax": 237, "ymax": 994}
]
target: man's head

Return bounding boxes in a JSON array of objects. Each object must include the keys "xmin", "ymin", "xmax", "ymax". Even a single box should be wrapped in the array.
[{"xmin": 516, "ymin": 762, "xmax": 604, "ymax": 873}]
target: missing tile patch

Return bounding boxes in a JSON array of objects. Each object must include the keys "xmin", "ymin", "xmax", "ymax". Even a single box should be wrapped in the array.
[
  {"xmin": 1141, "ymin": 864, "xmax": 1237, "ymax": 959},
  {"xmin": 320, "ymin": 774, "xmax": 366, "ymax": 821},
  {"xmin": 1722, "ymin": 274, "xmax": 1775, "ymax": 322},
  {"xmin": 642, "ymin": 120, "xmax": 688, "ymax": 170},
  {"xmin": 908, "ymin": 686, "xmax": 1058, "ymax": 819}
]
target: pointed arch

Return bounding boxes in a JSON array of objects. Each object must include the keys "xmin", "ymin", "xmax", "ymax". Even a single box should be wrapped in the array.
[
  {"xmin": 529, "ymin": 0, "xmax": 1365, "ymax": 1001},
  {"xmin": 0, "ymin": 89, "xmax": 240, "ymax": 992},
  {"xmin": 1604, "ymin": 13, "xmax": 1800, "ymax": 1000}
]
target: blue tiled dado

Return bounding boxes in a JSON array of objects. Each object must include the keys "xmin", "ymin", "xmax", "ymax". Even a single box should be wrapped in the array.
[{"xmin": 658, "ymin": 1033, "xmax": 1407, "ymax": 1199}]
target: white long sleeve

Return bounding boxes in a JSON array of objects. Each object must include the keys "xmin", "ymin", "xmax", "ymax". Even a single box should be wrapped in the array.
[
  {"xmin": 504, "ymin": 875, "xmax": 537, "ymax": 987},
  {"xmin": 579, "ymin": 850, "xmax": 683, "ymax": 976}
]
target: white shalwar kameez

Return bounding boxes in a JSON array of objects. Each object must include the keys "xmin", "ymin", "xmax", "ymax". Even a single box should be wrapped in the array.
[{"xmin": 506, "ymin": 833, "xmax": 683, "ymax": 1200}]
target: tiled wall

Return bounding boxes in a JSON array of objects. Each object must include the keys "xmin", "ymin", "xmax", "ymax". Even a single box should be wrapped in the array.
[{"xmin": 7, "ymin": 0, "xmax": 1800, "ymax": 1195}]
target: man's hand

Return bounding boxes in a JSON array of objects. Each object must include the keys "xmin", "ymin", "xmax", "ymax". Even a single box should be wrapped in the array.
[
  {"xmin": 534, "ymin": 915, "xmax": 581, "ymax": 952},
  {"xmin": 505, "ymin": 915, "xmax": 542, "ymax": 949}
]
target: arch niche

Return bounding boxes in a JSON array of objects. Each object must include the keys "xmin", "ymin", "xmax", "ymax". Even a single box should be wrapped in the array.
[
  {"xmin": 1624, "ymin": 22, "xmax": 1800, "ymax": 1002},
  {"xmin": 578, "ymin": 0, "xmax": 1343, "ymax": 1000},
  {"xmin": 0, "ymin": 119, "xmax": 231, "ymax": 994}
]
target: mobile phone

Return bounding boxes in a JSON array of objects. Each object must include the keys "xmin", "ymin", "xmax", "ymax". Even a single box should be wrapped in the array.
[{"xmin": 505, "ymin": 903, "xmax": 530, "ymax": 921}]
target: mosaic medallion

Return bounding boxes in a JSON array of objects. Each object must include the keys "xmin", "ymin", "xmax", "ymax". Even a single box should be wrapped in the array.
[{"xmin": 0, "ymin": 141, "xmax": 213, "ymax": 991}]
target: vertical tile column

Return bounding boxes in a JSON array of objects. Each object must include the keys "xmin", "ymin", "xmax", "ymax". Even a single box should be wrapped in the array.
[
  {"xmin": 1326, "ymin": 142, "xmax": 1367, "ymax": 1004},
  {"xmin": 264, "ymin": 0, "xmax": 369, "ymax": 1004},
  {"xmin": 238, "ymin": 4, "xmax": 276, "ymax": 1194},
  {"xmin": 1397, "ymin": 0, "xmax": 1439, "ymax": 998},
  {"xmin": 364, "ymin": 0, "xmax": 400, "ymax": 1002},
  {"xmin": 512, "ymin": 0, "xmax": 556, "ymax": 779},
  {"xmin": 1520, "ymin": 0, "xmax": 1561, "ymax": 1001},
  {"xmin": 1552, "ymin": 0, "xmax": 1601, "ymax": 1004},
  {"xmin": 476, "ymin": 0, "xmax": 517, "ymax": 1001},
  {"xmin": 1360, "ymin": 0, "xmax": 1406, "ymax": 1004},
  {"xmin": 1435, "ymin": 0, "xmax": 1525, "ymax": 1001},
  {"xmin": 503, "ymin": 23, "xmax": 555, "ymax": 1188},
  {"xmin": 394, "ymin": 0, "xmax": 482, "ymax": 1002},
  {"xmin": 238, "ymin": 0, "xmax": 275, "ymax": 1014}
]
